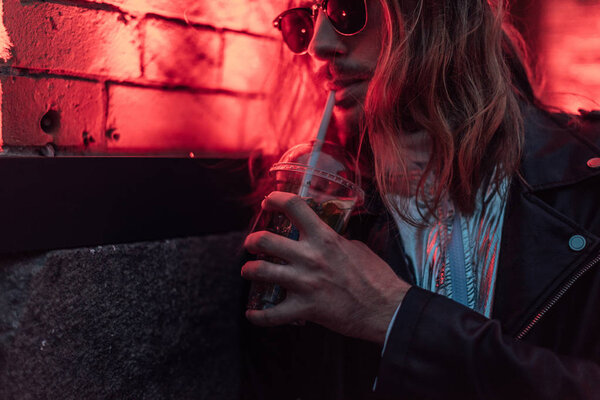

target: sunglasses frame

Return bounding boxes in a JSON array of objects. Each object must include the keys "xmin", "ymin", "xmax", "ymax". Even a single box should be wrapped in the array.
[{"xmin": 272, "ymin": 0, "xmax": 369, "ymax": 55}]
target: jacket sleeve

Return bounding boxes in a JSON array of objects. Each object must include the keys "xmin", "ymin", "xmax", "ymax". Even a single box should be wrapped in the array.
[{"xmin": 373, "ymin": 286, "xmax": 600, "ymax": 400}]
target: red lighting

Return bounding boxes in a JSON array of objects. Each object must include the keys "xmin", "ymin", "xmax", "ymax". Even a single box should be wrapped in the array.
[
  {"xmin": 537, "ymin": 0, "xmax": 600, "ymax": 112},
  {"xmin": 0, "ymin": 1, "xmax": 598, "ymax": 155}
]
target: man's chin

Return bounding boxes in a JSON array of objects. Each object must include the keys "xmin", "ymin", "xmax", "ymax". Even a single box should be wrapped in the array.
[{"xmin": 333, "ymin": 104, "xmax": 363, "ymax": 143}]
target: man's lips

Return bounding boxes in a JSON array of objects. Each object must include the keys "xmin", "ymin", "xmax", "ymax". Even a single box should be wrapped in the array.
[
  {"xmin": 325, "ymin": 78, "xmax": 367, "ymax": 109},
  {"xmin": 326, "ymin": 76, "xmax": 367, "ymax": 92}
]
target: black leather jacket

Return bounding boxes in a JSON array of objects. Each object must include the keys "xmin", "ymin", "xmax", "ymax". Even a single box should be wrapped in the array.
[{"xmin": 242, "ymin": 107, "xmax": 600, "ymax": 400}]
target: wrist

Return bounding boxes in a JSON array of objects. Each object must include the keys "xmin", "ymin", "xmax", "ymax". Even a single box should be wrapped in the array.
[{"xmin": 369, "ymin": 283, "xmax": 411, "ymax": 345}]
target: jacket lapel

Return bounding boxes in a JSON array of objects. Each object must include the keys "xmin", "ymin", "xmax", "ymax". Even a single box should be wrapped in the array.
[
  {"xmin": 492, "ymin": 108, "xmax": 600, "ymax": 335},
  {"xmin": 492, "ymin": 179, "xmax": 599, "ymax": 335}
]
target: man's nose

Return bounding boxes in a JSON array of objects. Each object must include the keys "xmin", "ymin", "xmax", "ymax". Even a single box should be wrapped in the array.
[{"xmin": 307, "ymin": 11, "xmax": 347, "ymax": 60}]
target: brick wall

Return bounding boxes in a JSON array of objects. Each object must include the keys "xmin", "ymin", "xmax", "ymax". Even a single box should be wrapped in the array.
[
  {"xmin": 1, "ymin": 1, "xmax": 599, "ymax": 156},
  {"xmin": 537, "ymin": 0, "xmax": 600, "ymax": 112},
  {"xmin": 0, "ymin": 0, "xmax": 282, "ymax": 156}
]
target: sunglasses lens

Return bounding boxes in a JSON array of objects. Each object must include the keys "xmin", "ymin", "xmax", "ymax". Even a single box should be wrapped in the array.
[
  {"xmin": 326, "ymin": 0, "xmax": 366, "ymax": 34},
  {"xmin": 280, "ymin": 10, "xmax": 314, "ymax": 54}
]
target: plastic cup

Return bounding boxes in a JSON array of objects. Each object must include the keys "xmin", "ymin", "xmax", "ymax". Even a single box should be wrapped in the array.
[{"xmin": 246, "ymin": 141, "xmax": 364, "ymax": 310}]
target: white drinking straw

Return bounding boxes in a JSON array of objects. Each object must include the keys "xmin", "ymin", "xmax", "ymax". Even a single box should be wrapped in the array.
[{"xmin": 299, "ymin": 90, "xmax": 336, "ymax": 197}]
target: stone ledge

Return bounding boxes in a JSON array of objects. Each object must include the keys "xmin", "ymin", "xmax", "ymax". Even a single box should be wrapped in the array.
[{"xmin": 0, "ymin": 231, "xmax": 246, "ymax": 400}]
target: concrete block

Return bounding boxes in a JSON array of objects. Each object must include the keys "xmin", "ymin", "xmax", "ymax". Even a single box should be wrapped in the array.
[
  {"xmin": 3, "ymin": 0, "xmax": 141, "ymax": 80},
  {"xmin": 221, "ymin": 33, "xmax": 280, "ymax": 93},
  {"xmin": 0, "ymin": 232, "xmax": 245, "ymax": 400},
  {"xmin": 81, "ymin": 0, "xmax": 280, "ymax": 37},
  {"xmin": 1, "ymin": 75, "xmax": 105, "ymax": 150},
  {"xmin": 107, "ymin": 84, "xmax": 273, "ymax": 155},
  {"xmin": 143, "ymin": 19, "xmax": 222, "ymax": 88}
]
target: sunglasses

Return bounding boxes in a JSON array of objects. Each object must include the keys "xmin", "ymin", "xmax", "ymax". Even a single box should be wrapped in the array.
[{"xmin": 272, "ymin": 0, "xmax": 368, "ymax": 54}]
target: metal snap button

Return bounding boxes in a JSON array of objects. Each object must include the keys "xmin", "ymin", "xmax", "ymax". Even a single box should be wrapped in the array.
[
  {"xmin": 569, "ymin": 235, "xmax": 586, "ymax": 251},
  {"xmin": 587, "ymin": 158, "xmax": 600, "ymax": 169}
]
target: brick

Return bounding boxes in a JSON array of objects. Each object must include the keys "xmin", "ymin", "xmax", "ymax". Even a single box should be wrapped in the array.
[
  {"xmin": 3, "ymin": 0, "xmax": 141, "ymax": 80},
  {"xmin": 221, "ymin": 33, "xmax": 280, "ymax": 93},
  {"xmin": 107, "ymin": 85, "xmax": 275, "ymax": 154},
  {"xmin": 1, "ymin": 75, "xmax": 105, "ymax": 149},
  {"xmin": 143, "ymin": 20, "xmax": 221, "ymax": 88},
  {"xmin": 180, "ymin": 0, "xmax": 280, "ymax": 37},
  {"xmin": 538, "ymin": 0, "xmax": 600, "ymax": 112},
  {"xmin": 0, "ymin": 0, "xmax": 12, "ymax": 63},
  {"xmin": 83, "ymin": 0, "xmax": 280, "ymax": 37}
]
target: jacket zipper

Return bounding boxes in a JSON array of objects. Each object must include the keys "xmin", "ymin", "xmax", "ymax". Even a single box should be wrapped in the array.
[{"xmin": 516, "ymin": 252, "xmax": 600, "ymax": 340}]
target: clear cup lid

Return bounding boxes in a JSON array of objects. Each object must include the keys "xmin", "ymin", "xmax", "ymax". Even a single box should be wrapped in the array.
[{"xmin": 269, "ymin": 141, "xmax": 364, "ymax": 201}]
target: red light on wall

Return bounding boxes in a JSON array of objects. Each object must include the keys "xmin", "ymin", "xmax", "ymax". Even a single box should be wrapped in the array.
[
  {"xmin": 537, "ymin": 0, "xmax": 600, "ymax": 112},
  {"xmin": 1, "ymin": 1, "xmax": 599, "ymax": 156}
]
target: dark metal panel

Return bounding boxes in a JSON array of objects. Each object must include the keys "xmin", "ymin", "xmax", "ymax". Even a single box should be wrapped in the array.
[{"xmin": 0, "ymin": 157, "xmax": 253, "ymax": 254}]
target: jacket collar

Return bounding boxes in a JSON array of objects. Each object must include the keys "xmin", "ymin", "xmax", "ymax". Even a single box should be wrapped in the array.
[
  {"xmin": 519, "ymin": 106, "xmax": 600, "ymax": 189},
  {"xmin": 367, "ymin": 106, "xmax": 600, "ymax": 335},
  {"xmin": 493, "ymin": 107, "xmax": 600, "ymax": 335}
]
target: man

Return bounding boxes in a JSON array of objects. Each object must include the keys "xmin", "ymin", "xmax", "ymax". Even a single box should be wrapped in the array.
[{"xmin": 241, "ymin": 0, "xmax": 600, "ymax": 398}]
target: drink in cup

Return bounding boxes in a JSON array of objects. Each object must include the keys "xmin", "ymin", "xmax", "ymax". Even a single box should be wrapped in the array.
[{"xmin": 246, "ymin": 141, "xmax": 364, "ymax": 310}]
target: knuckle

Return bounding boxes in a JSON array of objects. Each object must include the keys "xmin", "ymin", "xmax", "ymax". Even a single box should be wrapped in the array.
[
  {"xmin": 321, "ymin": 231, "xmax": 336, "ymax": 245},
  {"xmin": 262, "ymin": 310, "xmax": 276, "ymax": 326},
  {"xmin": 244, "ymin": 232, "xmax": 260, "ymax": 249},
  {"xmin": 318, "ymin": 229, "xmax": 343, "ymax": 251},
  {"xmin": 241, "ymin": 260, "xmax": 257, "ymax": 278},
  {"xmin": 244, "ymin": 260, "xmax": 268, "ymax": 280},
  {"xmin": 243, "ymin": 234, "xmax": 253, "ymax": 249},
  {"xmin": 255, "ymin": 232, "xmax": 271, "ymax": 251},
  {"xmin": 284, "ymin": 195, "xmax": 304, "ymax": 211},
  {"xmin": 350, "ymin": 239, "xmax": 369, "ymax": 250},
  {"xmin": 255, "ymin": 260, "xmax": 272, "ymax": 280},
  {"xmin": 265, "ymin": 191, "xmax": 293, "ymax": 207},
  {"xmin": 245, "ymin": 232, "xmax": 272, "ymax": 253},
  {"xmin": 248, "ymin": 310, "xmax": 268, "ymax": 326},
  {"xmin": 303, "ymin": 301, "xmax": 318, "ymax": 321},
  {"xmin": 311, "ymin": 253, "xmax": 328, "ymax": 271},
  {"xmin": 263, "ymin": 194, "xmax": 274, "ymax": 208},
  {"xmin": 240, "ymin": 262, "xmax": 253, "ymax": 279},
  {"xmin": 302, "ymin": 235, "xmax": 336, "ymax": 269},
  {"xmin": 302, "ymin": 246, "xmax": 323, "ymax": 270},
  {"xmin": 297, "ymin": 274, "xmax": 317, "ymax": 291}
]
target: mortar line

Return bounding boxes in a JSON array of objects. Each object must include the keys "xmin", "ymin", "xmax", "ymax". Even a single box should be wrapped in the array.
[
  {"xmin": 4, "ymin": 66, "xmax": 265, "ymax": 99},
  {"xmin": 37, "ymin": 0, "xmax": 123, "ymax": 13},
  {"xmin": 144, "ymin": 13, "xmax": 277, "ymax": 41},
  {"xmin": 28, "ymin": 0, "xmax": 277, "ymax": 40},
  {"xmin": 139, "ymin": 17, "xmax": 147, "ymax": 78},
  {"xmin": 102, "ymin": 81, "xmax": 110, "ymax": 145}
]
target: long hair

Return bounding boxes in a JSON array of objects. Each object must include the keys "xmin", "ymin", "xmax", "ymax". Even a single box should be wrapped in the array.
[
  {"xmin": 366, "ymin": 0, "xmax": 536, "ymax": 223},
  {"xmin": 259, "ymin": 0, "xmax": 537, "ymax": 222}
]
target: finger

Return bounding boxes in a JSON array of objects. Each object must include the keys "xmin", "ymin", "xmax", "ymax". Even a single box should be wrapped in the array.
[
  {"xmin": 245, "ymin": 296, "xmax": 305, "ymax": 327},
  {"xmin": 244, "ymin": 230, "xmax": 305, "ymax": 262},
  {"xmin": 262, "ymin": 192, "xmax": 328, "ymax": 236},
  {"xmin": 241, "ymin": 260, "xmax": 301, "ymax": 290}
]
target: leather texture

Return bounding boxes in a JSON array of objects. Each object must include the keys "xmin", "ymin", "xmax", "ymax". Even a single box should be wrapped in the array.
[{"xmin": 375, "ymin": 107, "xmax": 600, "ymax": 399}]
